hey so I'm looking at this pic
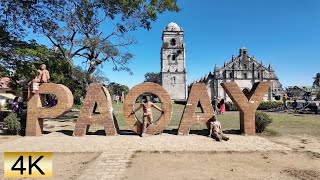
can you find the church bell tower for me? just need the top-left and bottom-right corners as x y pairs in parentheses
(160, 22), (187, 100)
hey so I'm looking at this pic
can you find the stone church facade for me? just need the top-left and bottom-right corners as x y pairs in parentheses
(196, 47), (283, 101)
(160, 22), (188, 100)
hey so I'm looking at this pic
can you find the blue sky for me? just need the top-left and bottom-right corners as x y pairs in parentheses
(30, 0), (320, 88)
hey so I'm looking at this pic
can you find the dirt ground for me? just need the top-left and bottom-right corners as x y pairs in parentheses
(1, 136), (320, 180)
(0, 152), (101, 180)
(125, 151), (320, 180)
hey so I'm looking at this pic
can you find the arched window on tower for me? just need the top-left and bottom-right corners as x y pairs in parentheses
(257, 72), (260, 78)
(170, 39), (176, 46)
(172, 76), (176, 84)
(172, 54), (176, 63)
(229, 72), (233, 78)
(244, 73), (247, 79)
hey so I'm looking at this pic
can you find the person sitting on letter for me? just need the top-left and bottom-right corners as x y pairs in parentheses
(31, 63), (50, 93)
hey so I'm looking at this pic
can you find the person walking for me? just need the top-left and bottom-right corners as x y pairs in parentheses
(212, 96), (220, 114)
(282, 93), (288, 111)
(219, 98), (226, 114)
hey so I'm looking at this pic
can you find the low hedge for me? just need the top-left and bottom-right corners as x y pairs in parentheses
(258, 101), (283, 110)
(226, 101), (238, 111)
(225, 101), (283, 111)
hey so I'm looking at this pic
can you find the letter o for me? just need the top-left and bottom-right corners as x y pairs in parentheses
(123, 82), (172, 135)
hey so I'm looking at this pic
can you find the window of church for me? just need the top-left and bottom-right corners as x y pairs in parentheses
(229, 72), (233, 78)
(173, 76), (176, 84)
(257, 73), (260, 78)
(172, 54), (176, 62)
(244, 73), (247, 79)
(170, 39), (176, 46)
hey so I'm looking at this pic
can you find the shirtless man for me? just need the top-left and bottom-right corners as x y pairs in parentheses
(208, 114), (229, 141)
(31, 63), (50, 93)
(131, 96), (163, 137)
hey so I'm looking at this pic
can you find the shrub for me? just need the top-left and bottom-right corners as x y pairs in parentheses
(0, 111), (10, 121)
(225, 101), (238, 111)
(225, 101), (283, 111)
(258, 101), (283, 110)
(255, 111), (272, 133)
(4, 112), (21, 135)
(2, 100), (8, 110)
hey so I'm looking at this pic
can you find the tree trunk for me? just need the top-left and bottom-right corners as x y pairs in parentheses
(82, 58), (97, 97)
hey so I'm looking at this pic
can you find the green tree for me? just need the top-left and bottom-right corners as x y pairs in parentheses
(313, 73), (320, 87)
(107, 82), (129, 97)
(1, 0), (180, 92)
(0, 35), (86, 97)
(144, 72), (161, 84)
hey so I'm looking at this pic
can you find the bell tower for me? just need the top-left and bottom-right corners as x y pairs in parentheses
(160, 22), (187, 100)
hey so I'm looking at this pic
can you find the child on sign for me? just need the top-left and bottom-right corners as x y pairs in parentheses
(131, 96), (163, 137)
(31, 64), (50, 93)
(208, 114), (229, 141)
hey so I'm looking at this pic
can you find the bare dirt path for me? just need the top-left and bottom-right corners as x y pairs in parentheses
(125, 151), (320, 180)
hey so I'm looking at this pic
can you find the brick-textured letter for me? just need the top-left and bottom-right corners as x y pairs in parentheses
(74, 83), (117, 136)
(26, 83), (73, 136)
(178, 83), (214, 135)
(220, 82), (271, 135)
(123, 82), (172, 135)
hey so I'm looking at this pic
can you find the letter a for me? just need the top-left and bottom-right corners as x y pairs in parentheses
(220, 82), (271, 135)
(178, 83), (214, 135)
(74, 83), (117, 136)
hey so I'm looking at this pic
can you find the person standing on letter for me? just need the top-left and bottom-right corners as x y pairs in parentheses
(131, 96), (163, 137)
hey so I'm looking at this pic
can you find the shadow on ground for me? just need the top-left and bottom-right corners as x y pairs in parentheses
(43, 128), (241, 136)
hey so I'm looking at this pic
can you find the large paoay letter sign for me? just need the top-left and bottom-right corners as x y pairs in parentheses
(220, 82), (271, 135)
(26, 82), (270, 136)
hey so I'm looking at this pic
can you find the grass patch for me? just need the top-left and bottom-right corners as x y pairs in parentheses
(59, 103), (320, 138)
(266, 113), (320, 137)
(261, 128), (282, 136)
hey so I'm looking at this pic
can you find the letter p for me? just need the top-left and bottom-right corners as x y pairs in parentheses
(26, 83), (73, 136)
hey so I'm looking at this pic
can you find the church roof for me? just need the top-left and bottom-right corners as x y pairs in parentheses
(194, 48), (280, 84)
(220, 48), (270, 71)
(165, 22), (182, 31)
